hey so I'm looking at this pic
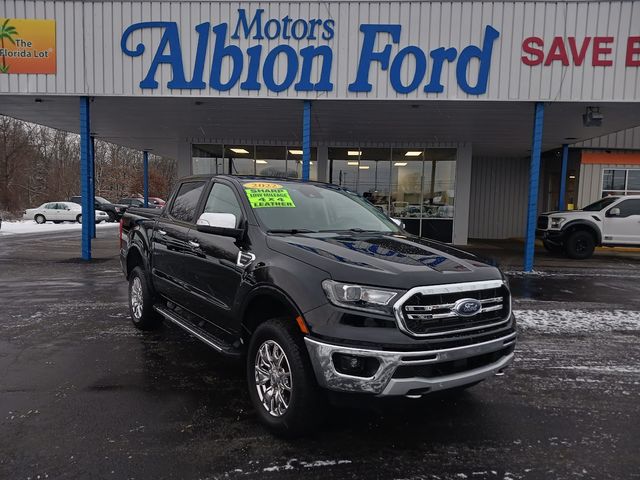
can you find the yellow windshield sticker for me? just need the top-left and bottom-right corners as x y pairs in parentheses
(245, 188), (296, 208)
(243, 182), (283, 190)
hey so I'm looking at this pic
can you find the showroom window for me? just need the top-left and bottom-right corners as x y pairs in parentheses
(329, 147), (456, 242)
(192, 144), (317, 180)
(602, 168), (640, 197)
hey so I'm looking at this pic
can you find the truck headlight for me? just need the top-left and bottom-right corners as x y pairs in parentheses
(550, 217), (565, 228)
(322, 280), (398, 315)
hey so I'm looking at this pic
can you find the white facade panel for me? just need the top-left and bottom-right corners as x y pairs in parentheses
(575, 126), (640, 149)
(577, 161), (640, 207)
(469, 156), (530, 239)
(1, 1), (639, 101)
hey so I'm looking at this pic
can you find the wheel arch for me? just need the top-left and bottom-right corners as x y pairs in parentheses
(240, 286), (304, 343)
(125, 245), (147, 279)
(561, 220), (602, 245)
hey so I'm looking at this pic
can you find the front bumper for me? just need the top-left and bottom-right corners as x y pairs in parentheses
(304, 331), (516, 396)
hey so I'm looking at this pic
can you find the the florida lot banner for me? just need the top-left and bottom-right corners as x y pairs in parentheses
(0, 18), (56, 74)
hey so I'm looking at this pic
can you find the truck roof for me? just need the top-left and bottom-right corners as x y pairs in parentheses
(178, 174), (333, 187)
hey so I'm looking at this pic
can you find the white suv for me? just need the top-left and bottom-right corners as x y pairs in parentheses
(536, 195), (640, 259)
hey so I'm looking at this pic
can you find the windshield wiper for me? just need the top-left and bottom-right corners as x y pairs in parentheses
(267, 229), (317, 235)
(318, 228), (386, 234)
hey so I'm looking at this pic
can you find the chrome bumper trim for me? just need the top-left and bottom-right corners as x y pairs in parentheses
(304, 332), (516, 396)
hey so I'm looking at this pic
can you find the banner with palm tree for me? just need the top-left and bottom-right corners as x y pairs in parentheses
(0, 18), (56, 74)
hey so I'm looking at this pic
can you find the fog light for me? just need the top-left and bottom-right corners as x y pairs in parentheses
(332, 353), (380, 377)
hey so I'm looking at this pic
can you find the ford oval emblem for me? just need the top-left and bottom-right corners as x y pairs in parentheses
(453, 298), (482, 317)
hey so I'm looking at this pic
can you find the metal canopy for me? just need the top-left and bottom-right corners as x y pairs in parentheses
(1, 96), (640, 158)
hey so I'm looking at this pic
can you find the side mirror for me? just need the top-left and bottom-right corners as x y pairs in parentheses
(391, 217), (405, 229)
(608, 207), (621, 217)
(196, 212), (244, 239)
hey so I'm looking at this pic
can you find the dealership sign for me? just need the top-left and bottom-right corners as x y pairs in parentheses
(0, 18), (56, 74)
(121, 9), (499, 95)
(121, 9), (640, 96)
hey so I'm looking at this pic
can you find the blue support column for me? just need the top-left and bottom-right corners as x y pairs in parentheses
(524, 102), (545, 272)
(302, 100), (311, 181)
(80, 97), (92, 260)
(89, 136), (96, 239)
(559, 143), (569, 211)
(143, 151), (149, 208)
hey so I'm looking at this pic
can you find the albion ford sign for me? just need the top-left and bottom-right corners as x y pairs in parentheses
(121, 9), (499, 95)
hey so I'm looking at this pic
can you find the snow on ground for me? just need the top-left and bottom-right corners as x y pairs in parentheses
(0, 220), (118, 236)
(515, 309), (640, 334)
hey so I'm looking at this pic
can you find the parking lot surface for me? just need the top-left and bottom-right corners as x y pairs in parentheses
(1, 229), (639, 480)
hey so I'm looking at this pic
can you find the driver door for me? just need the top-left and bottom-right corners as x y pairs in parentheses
(181, 181), (246, 334)
(603, 199), (640, 244)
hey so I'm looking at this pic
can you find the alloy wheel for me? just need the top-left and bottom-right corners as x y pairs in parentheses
(254, 340), (293, 417)
(130, 276), (144, 320)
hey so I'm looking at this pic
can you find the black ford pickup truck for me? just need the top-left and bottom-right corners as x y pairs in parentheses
(120, 175), (516, 435)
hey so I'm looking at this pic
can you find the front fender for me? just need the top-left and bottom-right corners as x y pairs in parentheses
(561, 219), (602, 244)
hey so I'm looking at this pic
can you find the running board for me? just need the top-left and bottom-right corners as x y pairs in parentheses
(154, 305), (242, 358)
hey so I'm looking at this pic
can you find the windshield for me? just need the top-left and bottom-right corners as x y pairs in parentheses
(95, 196), (110, 204)
(582, 197), (619, 211)
(242, 181), (401, 234)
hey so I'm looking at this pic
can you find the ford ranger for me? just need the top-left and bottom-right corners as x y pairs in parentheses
(120, 175), (516, 435)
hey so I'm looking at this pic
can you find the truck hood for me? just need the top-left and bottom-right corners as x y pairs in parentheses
(266, 232), (502, 290)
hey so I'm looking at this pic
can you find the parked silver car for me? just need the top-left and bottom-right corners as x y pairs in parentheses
(23, 202), (109, 224)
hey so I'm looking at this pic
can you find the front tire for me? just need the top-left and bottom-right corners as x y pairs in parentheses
(76, 214), (82, 224)
(128, 266), (162, 331)
(247, 318), (324, 437)
(107, 211), (116, 223)
(35, 214), (46, 224)
(564, 230), (596, 259)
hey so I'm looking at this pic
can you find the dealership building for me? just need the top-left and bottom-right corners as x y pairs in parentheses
(1, 0), (639, 267)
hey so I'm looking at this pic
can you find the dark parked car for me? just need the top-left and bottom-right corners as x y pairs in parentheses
(69, 196), (128, 222)
(119, 197), (165, 209)
(120, 176), (516, 435)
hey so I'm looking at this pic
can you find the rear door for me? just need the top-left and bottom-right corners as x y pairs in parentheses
(151, 181), (207, 307)
(180, 180), (247, 333)
(603, 199), (640, 244)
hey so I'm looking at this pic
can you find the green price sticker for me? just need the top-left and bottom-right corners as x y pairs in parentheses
(245, 188), (296, 208)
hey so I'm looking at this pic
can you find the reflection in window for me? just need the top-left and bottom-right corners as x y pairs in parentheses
(170, 181), (205, 223)
(602, 168), (640, 197)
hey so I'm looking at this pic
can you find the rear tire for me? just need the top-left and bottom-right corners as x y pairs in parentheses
(564, 230), (596, 259)
(247, 318), (325, 437)
(128, 266), (162, 331)
(35, 214), (46, 224)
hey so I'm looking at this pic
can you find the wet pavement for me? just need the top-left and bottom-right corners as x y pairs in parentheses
(1, 229), (639, 480)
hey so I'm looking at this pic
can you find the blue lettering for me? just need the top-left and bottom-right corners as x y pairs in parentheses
(240, 45), (262, 90)
(210, 23), (243, 91)
(455, 25), (499, 95)
(424, 47), (457, 93)
(348, 24), (401, 93)
(263, 45), (298, 92)
(121, 22), (192, 89)
(390, 45), (426, 94)
(322, 19), (335, 40)
(231, 8), (264, 40)
(295, 45), (333, 91)
(264, 19), (281, 40)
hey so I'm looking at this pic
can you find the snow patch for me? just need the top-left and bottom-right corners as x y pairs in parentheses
(514, 309), (640, 334)
(0, 220), (117, 236)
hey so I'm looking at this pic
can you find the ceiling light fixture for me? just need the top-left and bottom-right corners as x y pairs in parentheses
(347, 161), (359, 166)
(359, 166), (370, 170)
(255, 160), (268, 164)
(394, 162), (408, 167)
(230, 148), (250, 154)
(569, 175), (576, 179)
(348, 150), (361, 156)
(405, 151), (422, 157)
(288, 149), (303, 155)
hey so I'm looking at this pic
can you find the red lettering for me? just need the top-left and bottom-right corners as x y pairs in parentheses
(626, 36), (640, 66)
(522, 37), (544, 66)
(568, 36), (591, 66)
(544, 36), (570, 66)
(592, 36), (614, 66)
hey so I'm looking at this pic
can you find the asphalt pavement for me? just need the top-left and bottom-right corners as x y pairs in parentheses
(1, 228), (639, 480)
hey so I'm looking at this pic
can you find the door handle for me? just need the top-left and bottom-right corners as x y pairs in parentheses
(158, 230), (167, 235)
(188, 240), (200, 248)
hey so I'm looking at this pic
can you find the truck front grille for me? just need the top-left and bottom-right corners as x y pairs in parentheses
(537, 216), (549, 229)
(393, 280), (511, 338)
